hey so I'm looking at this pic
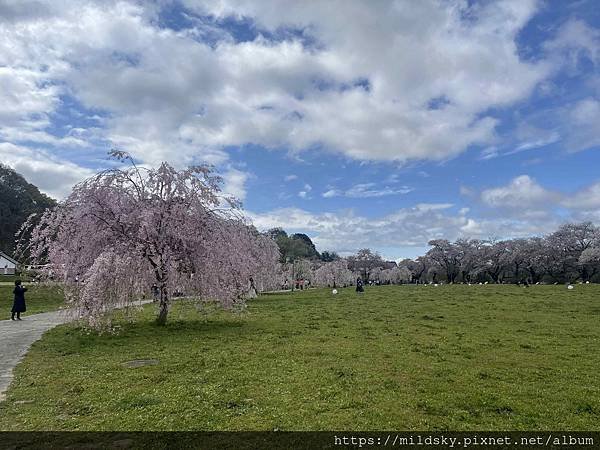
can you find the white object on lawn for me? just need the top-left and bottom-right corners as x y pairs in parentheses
(332, 289), (338, 295)
(567, 285), (574, 290)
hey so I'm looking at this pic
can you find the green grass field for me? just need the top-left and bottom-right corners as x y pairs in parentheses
(1, 285), (599, 431)
(0, 284), (64, 316)
(0, 274), (34, 283)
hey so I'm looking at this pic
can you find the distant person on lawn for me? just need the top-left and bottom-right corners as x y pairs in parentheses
(356, 277), (364, 293)
(11, 280), (27, 321)
(151, 283), (160, 302)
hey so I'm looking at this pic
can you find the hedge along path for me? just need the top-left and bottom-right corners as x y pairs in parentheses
(0, 300), (152, 402)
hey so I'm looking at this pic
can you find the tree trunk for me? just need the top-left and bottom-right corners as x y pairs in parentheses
(527, 268), (536, 283)
(155, 283), (169, 325)
(581, 266), (589, 282)
(489, 270), (499, 283)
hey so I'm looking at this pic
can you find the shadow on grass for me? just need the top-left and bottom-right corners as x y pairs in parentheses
(69, 315), (256, 341)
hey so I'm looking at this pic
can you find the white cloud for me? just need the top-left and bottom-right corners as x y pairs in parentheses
(221, 167), (250, 201)
(0, 143), (94, 199)
(544, 19), (600, 69)
(459, 185), (475, 197)
(284, 174), (298, 181)
(562, 181), (600, 210)
(249, 204), (470, 254)
(510, 132), (561, 154)
(248, 200), (556, 257)
(487, 19), (600, 158)
(322, 183), (413, 198)
(563, 98), (600, 152)
(489, 95), (600, 160)
(297, 183), (312, 198)
(481, 175), (600, 219)
(480, 175), (559, 209)
(322, 189), (340, 198)
(251, 174), (600, 258)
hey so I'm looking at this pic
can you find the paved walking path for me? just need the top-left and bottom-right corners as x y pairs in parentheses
(0, 301), (152, 402)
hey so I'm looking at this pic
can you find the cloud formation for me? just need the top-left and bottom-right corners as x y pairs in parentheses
(0, 0), (598, 250)
(252, 175), (600, 257)
(0, 143), (95, 199)
(222, 167), (251, 201)
(323, 183), (413, 199)
(480, 175), (559, 209)
(0, 0), (556, 177)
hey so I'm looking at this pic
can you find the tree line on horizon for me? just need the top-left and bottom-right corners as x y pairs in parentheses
(274, 222), (600, 286)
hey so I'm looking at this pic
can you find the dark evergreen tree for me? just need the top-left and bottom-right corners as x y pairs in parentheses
(0, 164), (57, 256)
(320, 251), (340, 262)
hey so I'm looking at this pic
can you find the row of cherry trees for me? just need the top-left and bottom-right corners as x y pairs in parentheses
(291, 222), (600, 287)
(414, 222), (600, 284)
(287, 249), (412, 288)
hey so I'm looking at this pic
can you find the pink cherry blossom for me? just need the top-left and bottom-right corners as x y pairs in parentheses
(20, 151), (280, 326)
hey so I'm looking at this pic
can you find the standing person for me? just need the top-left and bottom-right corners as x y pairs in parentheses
(248, 277), (258, 299)
(11, 280), (27, 321)
(151, 283), (160, 302)
(356, 277), (364, 293)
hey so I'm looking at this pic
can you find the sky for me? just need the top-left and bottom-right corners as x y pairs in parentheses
(1, 0), (599, 260)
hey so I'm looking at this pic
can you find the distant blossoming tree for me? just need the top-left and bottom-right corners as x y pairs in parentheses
(347, 248), (385, 282)
(579, 247), (600, 281)
(380, 266), (411, 284)
(313, 259), (354, 287)
(20, 151), (280, 326)
(236, 227), (283, 294)
(282, 258), (314, 285)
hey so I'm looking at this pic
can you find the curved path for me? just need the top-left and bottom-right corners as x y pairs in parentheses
(0, 301), (152, 402)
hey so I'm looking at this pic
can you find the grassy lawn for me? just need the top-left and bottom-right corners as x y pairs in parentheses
(0, 285), (599, 430)
(0, 284), (65, 316)
(0, 274), (35, 284)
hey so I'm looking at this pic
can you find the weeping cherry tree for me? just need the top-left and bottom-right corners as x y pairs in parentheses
(20, 151), (280, 326)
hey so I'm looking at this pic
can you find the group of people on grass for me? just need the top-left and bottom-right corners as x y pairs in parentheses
(281, 279), (311, 291)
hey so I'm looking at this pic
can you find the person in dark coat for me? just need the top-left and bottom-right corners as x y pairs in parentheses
(151, 283), (160, 302)
(356, 277), (364, 293)
(11, 280), (27, 321)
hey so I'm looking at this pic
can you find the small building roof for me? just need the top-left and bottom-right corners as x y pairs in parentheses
(0, 251), (19, 265)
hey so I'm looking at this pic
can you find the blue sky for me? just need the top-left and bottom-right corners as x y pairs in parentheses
(1, 0), (599, 260)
